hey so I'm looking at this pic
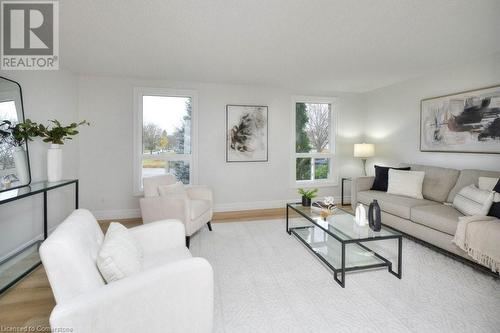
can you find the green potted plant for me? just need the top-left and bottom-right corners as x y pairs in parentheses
(0, 119), (39, 184)
(37, 120), (89, 182)
(298, 188), (318, 207)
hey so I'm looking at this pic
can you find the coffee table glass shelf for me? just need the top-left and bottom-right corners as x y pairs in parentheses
(286, 203), (402, 287)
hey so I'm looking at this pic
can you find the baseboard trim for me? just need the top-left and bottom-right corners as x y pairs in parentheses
(91, 209), (141, 220)
(213, 199), (297, 212)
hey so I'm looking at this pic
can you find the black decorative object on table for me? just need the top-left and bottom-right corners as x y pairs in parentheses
(301, 196), (312, 207)
(368, 199), (382, 232)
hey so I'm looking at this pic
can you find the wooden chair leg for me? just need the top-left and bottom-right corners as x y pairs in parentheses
(207, 221), (212, 231)
(185, 236), (190, 248)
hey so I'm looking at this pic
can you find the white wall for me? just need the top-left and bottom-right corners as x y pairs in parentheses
(78, 76), (364, 218)
(363, 52), (500, 174)
(0, 70), (79, 260)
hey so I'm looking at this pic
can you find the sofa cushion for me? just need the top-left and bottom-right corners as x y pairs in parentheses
(190, 199), (211, 220)
(453, 184), (494, 216)
(158, 181), (188, 199)
(387, 169), (425, 199)
(411, 204), (463, 235)
(143, 174), (177, 197)
(97, 223), (143, 283)
(371, 165), (411, 192)
(357, 190), (439, 219)
(402, 164), (460, 203)
(447, 169), (500, 203)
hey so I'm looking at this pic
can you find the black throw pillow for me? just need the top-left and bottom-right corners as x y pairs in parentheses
(371, 165), (411, 192)
(488, 179), (500, 218)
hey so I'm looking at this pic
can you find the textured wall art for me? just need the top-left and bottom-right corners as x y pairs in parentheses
(420, 85), (500, 154)
(226, 105), (268, 162)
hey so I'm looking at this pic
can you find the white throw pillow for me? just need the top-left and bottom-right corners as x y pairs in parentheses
(158, 181), (188, 199)
(97, 222), (142, 283)
(478, 177), (499, 191)
(453, 184), (494, 216)
(387, 169), (425, 199)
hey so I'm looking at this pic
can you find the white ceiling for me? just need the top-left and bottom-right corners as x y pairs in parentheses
(61, 0), (500, 92)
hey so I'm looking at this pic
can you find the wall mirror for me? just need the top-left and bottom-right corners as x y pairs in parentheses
(0, 76), (31, 192)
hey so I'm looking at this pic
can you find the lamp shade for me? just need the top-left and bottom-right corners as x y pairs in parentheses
(354, 143), (375, 158)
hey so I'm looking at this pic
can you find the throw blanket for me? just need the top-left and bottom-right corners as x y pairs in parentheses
(453, 215), (500, 273)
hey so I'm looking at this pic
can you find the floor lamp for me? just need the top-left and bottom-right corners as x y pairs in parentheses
(354, 143), (375, 176)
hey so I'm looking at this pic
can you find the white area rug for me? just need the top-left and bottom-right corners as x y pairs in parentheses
(189, 219), (500, 333)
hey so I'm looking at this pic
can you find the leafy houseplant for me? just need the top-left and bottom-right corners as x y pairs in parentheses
(298, 188), (318, 207)
(37, 120), (90, 182)
(38, 120), (90, 145)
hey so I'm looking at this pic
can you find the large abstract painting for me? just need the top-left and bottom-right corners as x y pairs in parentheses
(420, 85), (500, 154)
(226, 105), (268, 162)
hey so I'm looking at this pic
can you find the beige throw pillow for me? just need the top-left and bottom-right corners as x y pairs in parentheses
(96, 223), (142, 283)
(453, 184), (495, 216)
(387, 169), (425, 199)
(158, 181), (188, 199)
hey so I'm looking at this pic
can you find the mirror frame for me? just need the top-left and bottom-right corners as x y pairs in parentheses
(0, 75), (31, 193)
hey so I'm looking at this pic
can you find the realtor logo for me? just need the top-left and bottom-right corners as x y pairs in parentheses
(1, 0), (59, 70)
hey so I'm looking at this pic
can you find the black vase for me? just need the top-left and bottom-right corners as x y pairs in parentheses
(368, 200), (382, 232)
(302, 196), (312, 207)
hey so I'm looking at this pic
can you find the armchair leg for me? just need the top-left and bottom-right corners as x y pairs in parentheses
(207, 221), (212, 231)
(185, 236), (190, 248)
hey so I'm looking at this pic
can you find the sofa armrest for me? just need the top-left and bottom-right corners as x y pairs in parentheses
(50, 258), (214, 333)
(351, 176), (375, 208)
(129, 220), (186, 255)
(186, 186), (213, 204)
(139, 196), (189, 224)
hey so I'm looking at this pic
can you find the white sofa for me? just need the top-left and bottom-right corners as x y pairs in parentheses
(140, 175), (213, 247)
(40, 209), (214, 333)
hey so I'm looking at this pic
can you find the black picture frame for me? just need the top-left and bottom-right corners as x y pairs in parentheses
(0, 75), (32, 193)
(226, 104), (269, 162)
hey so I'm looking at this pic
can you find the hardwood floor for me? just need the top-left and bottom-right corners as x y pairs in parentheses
(0, 206), (351, 330)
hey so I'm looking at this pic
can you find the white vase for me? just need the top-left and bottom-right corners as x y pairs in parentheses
(13, 146), (30, 185)
(47, 144), (63, 182)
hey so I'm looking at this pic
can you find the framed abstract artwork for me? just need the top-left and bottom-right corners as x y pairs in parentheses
(420, 85), (500, 154)
(226, 105), (268, 162)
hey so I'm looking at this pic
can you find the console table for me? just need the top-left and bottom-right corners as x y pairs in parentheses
(0, 179), (78, 294)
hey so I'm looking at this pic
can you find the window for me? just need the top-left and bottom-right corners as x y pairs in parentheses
(292, 96), (336, 186)
(134, 88), (197, 194)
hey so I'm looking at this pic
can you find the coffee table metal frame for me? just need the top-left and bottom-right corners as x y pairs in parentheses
(286, 203), (402, 288)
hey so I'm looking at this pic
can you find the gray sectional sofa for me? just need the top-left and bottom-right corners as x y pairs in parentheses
(351, 164), (500, 270)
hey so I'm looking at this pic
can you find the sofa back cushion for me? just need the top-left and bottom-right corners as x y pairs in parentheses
(447, 169), (500, 203)
(402, 164), (460, 203)
(40, 209), (105, 304)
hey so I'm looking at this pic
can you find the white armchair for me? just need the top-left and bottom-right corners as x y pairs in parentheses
(40, 209), (214, 333)
(140, 175), (214, 247)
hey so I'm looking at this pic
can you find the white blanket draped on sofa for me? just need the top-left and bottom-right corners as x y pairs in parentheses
(453, 215), (500, 273)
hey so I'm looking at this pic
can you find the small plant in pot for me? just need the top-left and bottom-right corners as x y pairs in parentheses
(38, 120), (90, 182)
(298, 188), (318, 207)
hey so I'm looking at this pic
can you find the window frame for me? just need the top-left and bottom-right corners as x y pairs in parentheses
(133, 87), (198, 195)
(290, 95), (338, 188)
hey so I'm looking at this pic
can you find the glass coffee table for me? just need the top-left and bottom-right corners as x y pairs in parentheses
(286, 203), (402, 288)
